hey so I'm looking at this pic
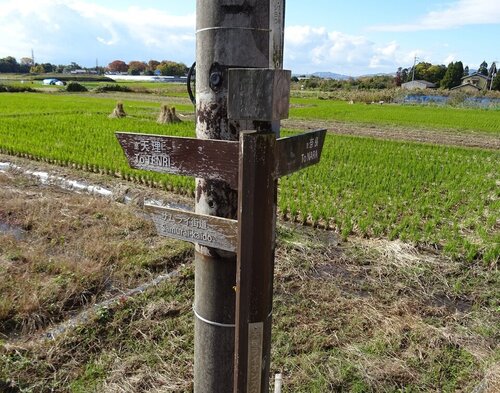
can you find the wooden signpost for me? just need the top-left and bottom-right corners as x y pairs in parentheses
(117, 129), (325, 187)
(116, 133), (239, 189)
(118, 126), (325, 392)
(117, 66), (326, 393)
(145, 204), (238, 253)
(275, 129), (326, 178)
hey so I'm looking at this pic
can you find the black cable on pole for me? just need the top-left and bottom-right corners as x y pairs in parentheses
(187, 61), (196, 106)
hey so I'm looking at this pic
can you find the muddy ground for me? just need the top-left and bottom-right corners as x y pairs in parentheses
(283, 119), (500, 150)
(0, 154), (498, 392)
(78, 95), (500, 150)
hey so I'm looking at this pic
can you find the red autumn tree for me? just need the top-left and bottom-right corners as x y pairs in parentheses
(107, 60), (128, 73)
(127, 61), (147, 75)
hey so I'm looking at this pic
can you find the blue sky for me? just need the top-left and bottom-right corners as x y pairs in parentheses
(1, 0), (498, 76)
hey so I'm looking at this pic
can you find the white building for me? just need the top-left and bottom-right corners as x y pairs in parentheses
(401, 80), (436, 90)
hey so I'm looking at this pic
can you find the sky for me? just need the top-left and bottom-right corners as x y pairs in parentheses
(0, 0), (499, 76)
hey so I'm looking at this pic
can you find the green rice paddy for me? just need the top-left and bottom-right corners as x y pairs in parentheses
(290, 98), (500, 134)
(0, 91), (498, 263)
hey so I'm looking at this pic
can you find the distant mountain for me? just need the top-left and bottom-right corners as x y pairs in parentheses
(311, 71), (351, 80)
(357, 72), (396, 78)
(295, 71), (398, 80)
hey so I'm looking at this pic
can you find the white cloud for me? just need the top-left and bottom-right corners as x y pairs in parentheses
(2, 0), (472, 75)
(0, 0), (195, 66)
(285, 25), (413, 75)
(443, 55), (457, 64)
(369, 0), (500, 32)
(369, 42), (400, 69)
(286, 26), (328, 46)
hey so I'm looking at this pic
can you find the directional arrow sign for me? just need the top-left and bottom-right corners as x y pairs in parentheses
(145, 204), (238, 252)
(275, 129), (327, 178)
(116, 132), (239, 189)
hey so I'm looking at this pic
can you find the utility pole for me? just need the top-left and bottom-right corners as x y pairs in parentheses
(117, 4), (326, 393)
(489, 61), (497, 90)
(194, 1), (284, 392)
(411, 55), (418, 81)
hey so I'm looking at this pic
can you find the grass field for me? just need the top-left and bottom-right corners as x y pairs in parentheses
(0, 94), (195, 192)
(0, 75), (193, 97)
(0, 92), (498, 263)
(279, 135), (499, 263)
(0, 171), (498, 392)
(0, 86), (499, 392)
(290, 98), (500, 134)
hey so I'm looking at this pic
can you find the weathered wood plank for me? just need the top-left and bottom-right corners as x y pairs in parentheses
(145, 204), (238, 252)
(116, 132), (239, 189)
(234, 131), (276, 393)
(275, 129), (327, 178)
(269, 0), (285, 69)
(227, 69), (291, 121)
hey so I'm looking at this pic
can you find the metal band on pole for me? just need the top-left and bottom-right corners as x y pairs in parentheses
(193, 307), (236, 329)
(196, 27), (271, 34)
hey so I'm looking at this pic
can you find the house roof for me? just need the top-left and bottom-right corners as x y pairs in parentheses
(450, 83), (481, 91)
(402, 80), (436, 87)
(462, 72), (490, 81)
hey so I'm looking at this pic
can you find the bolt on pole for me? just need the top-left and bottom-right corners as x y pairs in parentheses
(194, 1), (282, 392)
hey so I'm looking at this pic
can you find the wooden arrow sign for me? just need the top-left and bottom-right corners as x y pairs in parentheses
(145, 204), (238, 252)
(116, 132), (239, 189)
(117, 130), (327, 188)
(275, 129), (327, 178)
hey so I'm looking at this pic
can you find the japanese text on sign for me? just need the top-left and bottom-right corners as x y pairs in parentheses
(302, 136), (320, 164)
(146, 205), (238, 253)
(132, 138), (172, 168)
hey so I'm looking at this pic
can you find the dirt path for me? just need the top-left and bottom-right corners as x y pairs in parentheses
(283, 119), (500, 150)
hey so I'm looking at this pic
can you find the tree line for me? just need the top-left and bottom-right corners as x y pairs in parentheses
(299, 60), (499, 92)
(106, 59), (188, 76)
(0, 56), (189, 77)
(396, 60), (499, 89)
(2, 55), (499, 90)
(0, 56), (90, 74)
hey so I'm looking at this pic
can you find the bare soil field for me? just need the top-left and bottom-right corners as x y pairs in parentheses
(1, 155), (498, 392)
(283, 119), (500, 150)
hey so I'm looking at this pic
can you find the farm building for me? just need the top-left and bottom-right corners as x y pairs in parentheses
(401, 80), (436, 90)
(451, 72), (490, 92)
